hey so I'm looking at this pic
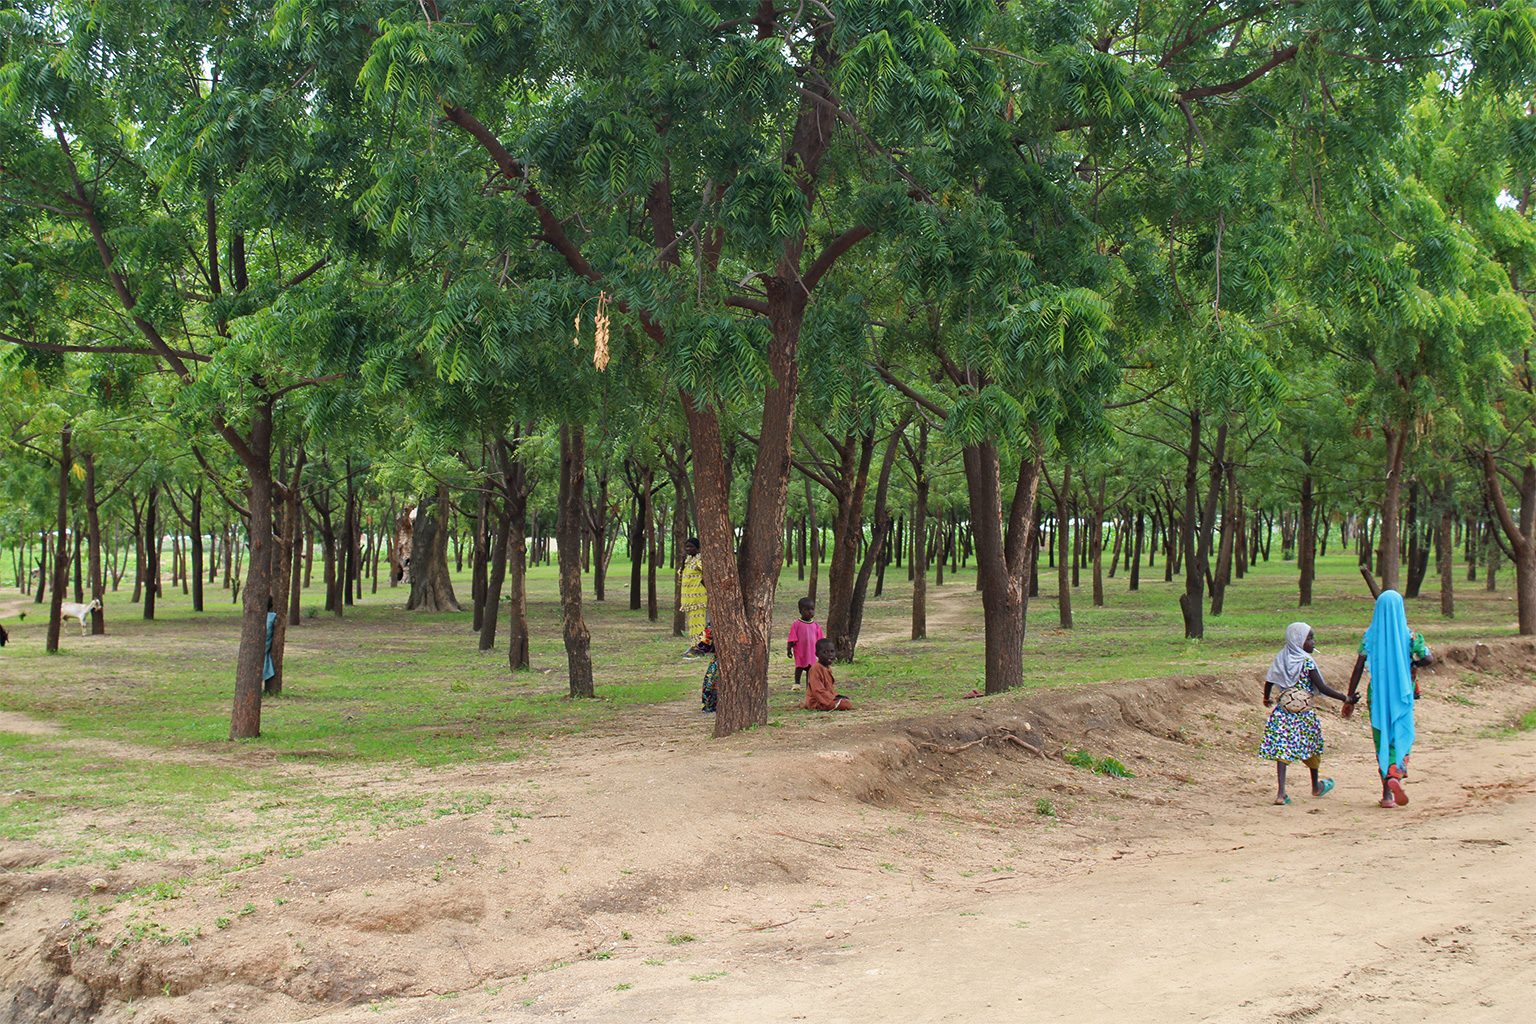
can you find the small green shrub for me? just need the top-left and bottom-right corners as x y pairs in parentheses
(1064, 749), (1135, 778)
(1034, 798), (1055, 816)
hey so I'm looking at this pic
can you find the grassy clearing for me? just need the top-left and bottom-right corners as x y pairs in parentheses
(0, 547), (1524, 866)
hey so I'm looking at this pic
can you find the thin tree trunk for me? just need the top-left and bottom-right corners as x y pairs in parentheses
(144, 484), (159, 621)
(46, 424), (71, 654)
(558, 425), (595, 696)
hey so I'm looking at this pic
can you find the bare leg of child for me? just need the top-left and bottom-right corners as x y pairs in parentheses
(1303, 753), (1332, 796)
(1275, 761), (1288, 804)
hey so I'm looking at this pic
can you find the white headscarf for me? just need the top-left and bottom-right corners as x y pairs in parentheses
(1265, 622), (1312, 688)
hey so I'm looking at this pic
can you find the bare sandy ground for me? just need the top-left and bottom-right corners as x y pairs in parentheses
(3, 638), (1536, 1023)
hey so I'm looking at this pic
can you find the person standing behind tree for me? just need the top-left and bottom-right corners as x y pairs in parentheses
(678, 537), (707, 656)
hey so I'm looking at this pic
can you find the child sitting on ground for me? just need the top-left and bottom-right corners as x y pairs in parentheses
(804, 638), (852, 711)
(786, 597), (825, 691)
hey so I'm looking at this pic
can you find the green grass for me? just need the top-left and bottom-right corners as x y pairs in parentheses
(0, 546), (1520, 870)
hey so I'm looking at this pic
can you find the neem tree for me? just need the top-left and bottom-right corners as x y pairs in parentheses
(0, 1), (374, 736)
(297, 0), (1009, 734)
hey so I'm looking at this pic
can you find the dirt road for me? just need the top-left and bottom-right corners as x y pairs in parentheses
(4, 641), (1536, 1023)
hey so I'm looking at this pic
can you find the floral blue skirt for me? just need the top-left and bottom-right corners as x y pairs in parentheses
(701, 659), (718, 713)
(1259, 706), (1323, 762)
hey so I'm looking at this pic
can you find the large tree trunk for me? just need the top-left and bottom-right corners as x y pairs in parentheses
(230, 399), (277, 739)
(406, 486), (461, 611)
(46, 424), (71, 654)
(1377, 427), (1408, 592)
(1482, 454), (1536, 635)
(963, 439), (1042, 695)
(558, 425), (594, 696)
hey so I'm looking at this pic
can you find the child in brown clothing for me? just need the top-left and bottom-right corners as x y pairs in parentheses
(804, 639), (852, 711)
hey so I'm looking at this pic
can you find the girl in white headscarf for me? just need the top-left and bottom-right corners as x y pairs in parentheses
(1260, 622), (1356, 804)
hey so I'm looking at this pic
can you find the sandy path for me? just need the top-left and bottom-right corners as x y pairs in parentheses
(272, 662), (1536, 1024)
(5, 641), (1536, 1024)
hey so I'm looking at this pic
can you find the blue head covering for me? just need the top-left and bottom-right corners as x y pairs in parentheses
(1362, 590), (1414, 775)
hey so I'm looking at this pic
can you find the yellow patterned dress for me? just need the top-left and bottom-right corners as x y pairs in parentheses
(679, 553), (707, 645)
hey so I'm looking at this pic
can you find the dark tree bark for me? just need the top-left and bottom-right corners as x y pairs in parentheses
(906, 420), (930, 640)
(46, 424), (71, 654)
(267, 446), (305, 697)
(1376, 427), (1408, 592)
(1129, 507), (1144, 591)
(479, 490), (511, 652)
(804, 475), (820, 604)
(963, 437), (1043, 694)
(1179, 414), (1227, 639)
(406, 485), (461, 612)
(189, 486), (204, 612)
(798, 428), (875, 661)
(558, 425), (595, 696)
(1045, 464), (1073, 629)
(846, 420), (905, 654)
(1437, 483), (1455, 619)
(143, 483), (159, 621)
(1210, 460), (1238, 616)
(472, 477), (492, 632)
(501, 432), (534, 670)
(1298, 454), (1317, 607)
(1090, 478), (1106, 607)
(1481, 454), (1536, 634)
(82, 452), (107, 635)
(229, 398), (281, 739)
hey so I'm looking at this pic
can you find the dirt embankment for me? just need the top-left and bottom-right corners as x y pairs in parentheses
(4, 638), (1536, 1023)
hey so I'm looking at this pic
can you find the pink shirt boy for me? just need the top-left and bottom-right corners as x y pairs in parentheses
(787, 618), (826, 669)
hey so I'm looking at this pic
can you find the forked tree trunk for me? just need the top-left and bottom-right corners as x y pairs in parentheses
(1482, 455), (1536, 635)
(683, 283), (802, 737)
(558, 425), (594, 696)
(964, 438), (1042, 695)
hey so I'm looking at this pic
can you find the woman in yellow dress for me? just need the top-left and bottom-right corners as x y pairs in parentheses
(678, 537), (707, 654)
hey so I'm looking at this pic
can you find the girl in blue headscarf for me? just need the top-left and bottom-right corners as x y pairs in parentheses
(1346, 590), (1433, 808)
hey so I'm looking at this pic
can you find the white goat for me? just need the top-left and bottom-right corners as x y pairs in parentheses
(59, 598), (101, 636)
